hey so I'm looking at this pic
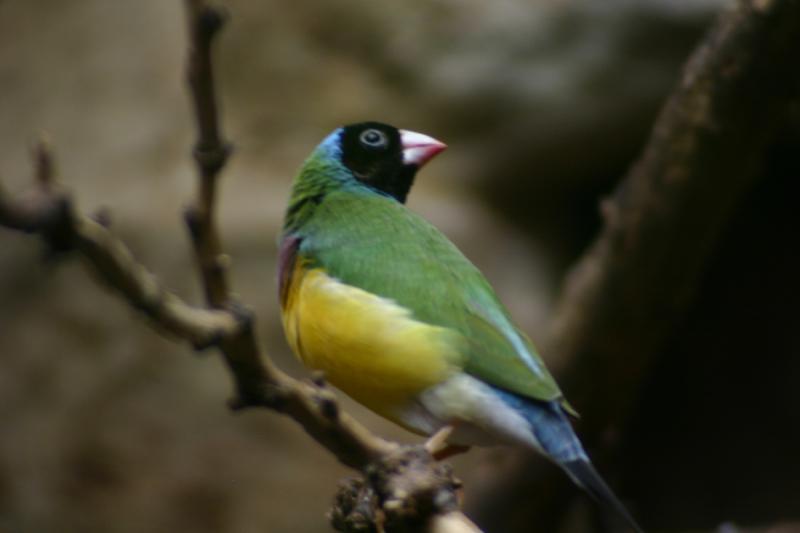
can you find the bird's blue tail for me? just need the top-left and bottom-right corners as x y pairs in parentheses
(490, 386), (643, 533)
(560, 456), (644, 533)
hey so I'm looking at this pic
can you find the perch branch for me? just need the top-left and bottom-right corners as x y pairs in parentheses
(469, 0), (800, 529)
(1, 2), (481, 531)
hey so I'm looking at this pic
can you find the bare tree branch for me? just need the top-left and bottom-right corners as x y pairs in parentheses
(0, 2), (482, 532)
(469, 0), (800, 530)
(551, 0), (800, 433)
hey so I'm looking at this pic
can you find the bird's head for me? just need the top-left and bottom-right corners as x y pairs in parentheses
(316, 121), (447, 203)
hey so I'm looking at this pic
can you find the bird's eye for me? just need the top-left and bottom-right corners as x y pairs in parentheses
(359, 129), (388, 149)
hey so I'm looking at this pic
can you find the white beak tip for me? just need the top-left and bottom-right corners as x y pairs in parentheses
(400, 129), (447, 167)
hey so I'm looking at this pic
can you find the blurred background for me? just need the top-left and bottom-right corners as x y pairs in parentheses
(1, 0), (799, 532)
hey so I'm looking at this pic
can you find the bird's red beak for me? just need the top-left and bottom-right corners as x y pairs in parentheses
(400, 130), (447, 168)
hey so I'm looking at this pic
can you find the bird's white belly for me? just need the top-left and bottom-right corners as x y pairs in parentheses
(396, 374), (542, 450)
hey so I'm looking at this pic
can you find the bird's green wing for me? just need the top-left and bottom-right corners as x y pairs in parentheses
(295, 189), (566, 405)
(460, 280), (564, 402)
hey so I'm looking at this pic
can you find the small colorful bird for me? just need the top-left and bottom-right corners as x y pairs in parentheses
(279, 122), (642, 532)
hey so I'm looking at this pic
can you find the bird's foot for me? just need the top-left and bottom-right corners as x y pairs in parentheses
(431, 444), (471, 461)
(424, 425), (471, 460)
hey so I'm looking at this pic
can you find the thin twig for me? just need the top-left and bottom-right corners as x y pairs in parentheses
(34, 134), (55, 186)
(184, 0), (232, 307)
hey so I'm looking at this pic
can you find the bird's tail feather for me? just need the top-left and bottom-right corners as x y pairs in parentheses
(561, 458), (644, 533)
(487, 387), (643, 531)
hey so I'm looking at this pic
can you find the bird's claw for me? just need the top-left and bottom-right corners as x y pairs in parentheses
(424, 426), (470, 460)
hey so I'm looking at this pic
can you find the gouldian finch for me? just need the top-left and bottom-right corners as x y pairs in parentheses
(279, 122), (642, 532)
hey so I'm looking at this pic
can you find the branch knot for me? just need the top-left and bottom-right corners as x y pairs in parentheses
(332, 446), (462, 532)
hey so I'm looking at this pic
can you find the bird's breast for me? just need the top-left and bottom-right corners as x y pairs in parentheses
(280, 263), (464, 421)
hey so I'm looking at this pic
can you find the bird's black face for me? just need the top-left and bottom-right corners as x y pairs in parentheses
(339, 122), (446, 203)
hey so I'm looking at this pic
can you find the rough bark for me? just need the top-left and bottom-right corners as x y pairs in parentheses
(469, 0), (800, 530)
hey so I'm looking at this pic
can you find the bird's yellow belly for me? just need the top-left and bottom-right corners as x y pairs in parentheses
(281, 266), (463, 419)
